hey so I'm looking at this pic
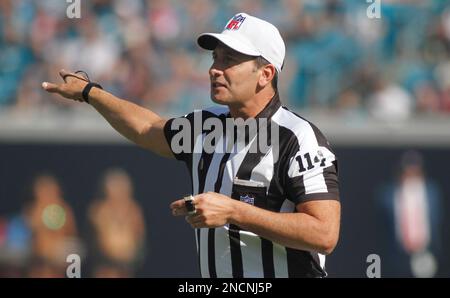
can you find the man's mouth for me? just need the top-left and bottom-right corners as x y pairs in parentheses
(212, 82), (226, 88)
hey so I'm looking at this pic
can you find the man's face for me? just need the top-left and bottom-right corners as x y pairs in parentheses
(209, 43), (259, 105)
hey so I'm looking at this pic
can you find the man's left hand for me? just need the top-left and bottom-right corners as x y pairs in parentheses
(170, 192), (237, 228)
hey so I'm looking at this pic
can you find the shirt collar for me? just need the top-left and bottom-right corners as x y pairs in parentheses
(254, 92), (281, 120)
(226, 92), (281, 120)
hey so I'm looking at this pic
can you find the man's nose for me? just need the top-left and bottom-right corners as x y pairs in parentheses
(209, 65), (223, 78)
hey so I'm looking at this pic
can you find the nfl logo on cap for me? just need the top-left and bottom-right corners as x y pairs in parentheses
(226, 14), (246, 30)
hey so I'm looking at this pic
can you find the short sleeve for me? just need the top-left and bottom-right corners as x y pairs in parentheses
(284, 124), (339, 205)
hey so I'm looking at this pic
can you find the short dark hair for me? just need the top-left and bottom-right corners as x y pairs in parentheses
(254, 56), (278, 91)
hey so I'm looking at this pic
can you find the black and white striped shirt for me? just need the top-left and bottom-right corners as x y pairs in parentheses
(164, 94), (339, 278)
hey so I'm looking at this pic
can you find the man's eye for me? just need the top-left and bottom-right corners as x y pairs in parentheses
(211, 54), (234, 64)
(225, 55), (234, 62)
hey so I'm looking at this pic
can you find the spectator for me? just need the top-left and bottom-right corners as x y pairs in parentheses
(25, 173), (81, 278)
(88, 168), (146, 278)
(376, 150), (444, 277)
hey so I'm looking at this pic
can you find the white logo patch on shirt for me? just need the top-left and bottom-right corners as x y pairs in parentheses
(239, 194), (255, 205)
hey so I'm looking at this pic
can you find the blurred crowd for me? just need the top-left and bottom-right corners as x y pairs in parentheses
(0, 168), (146, 277)
(1, 0), (450, 120)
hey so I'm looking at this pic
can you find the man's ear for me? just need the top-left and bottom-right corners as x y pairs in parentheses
(259, 64), (276, 88)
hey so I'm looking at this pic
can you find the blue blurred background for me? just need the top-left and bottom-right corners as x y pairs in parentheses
(0, 0), (449, 277)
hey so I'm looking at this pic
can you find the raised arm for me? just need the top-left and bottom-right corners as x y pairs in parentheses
(42, 70), (173, 158)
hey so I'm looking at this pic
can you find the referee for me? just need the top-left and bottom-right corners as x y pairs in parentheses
(42, 13), (340, 278)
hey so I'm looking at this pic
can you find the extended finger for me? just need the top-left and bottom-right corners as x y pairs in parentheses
(59, 69), (87, 83)
(170, 199), (186, 210)
(41, 82), (60, 93)
(172, 207), (187, 216)
(187, 217), (206, 229)
(59, 69), (71, 82)
(185, 213), (203, 224)
(171, 199), (188, 216)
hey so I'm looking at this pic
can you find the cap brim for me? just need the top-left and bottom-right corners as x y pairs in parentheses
(197, 33), (260, 57)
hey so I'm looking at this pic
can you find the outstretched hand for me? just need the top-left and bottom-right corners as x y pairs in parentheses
(41, 69), (89, 102)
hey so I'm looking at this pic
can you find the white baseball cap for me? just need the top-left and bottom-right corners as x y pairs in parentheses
(197, 12), (286, 73)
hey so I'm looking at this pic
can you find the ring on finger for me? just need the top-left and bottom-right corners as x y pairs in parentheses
(184, 195), (197, 216)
